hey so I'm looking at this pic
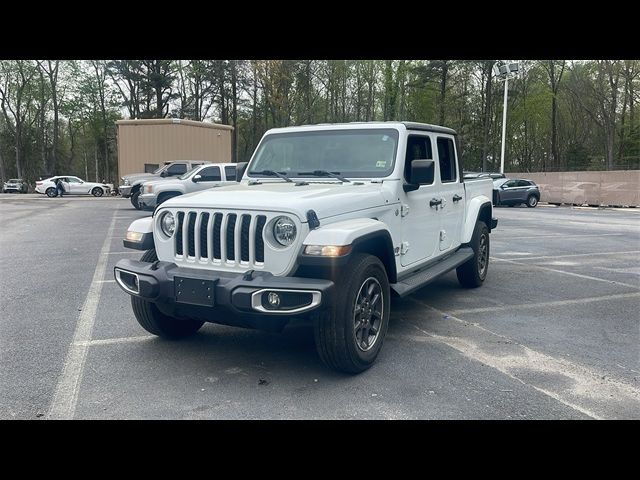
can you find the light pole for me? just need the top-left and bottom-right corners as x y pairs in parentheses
(494, 62), (519, 174)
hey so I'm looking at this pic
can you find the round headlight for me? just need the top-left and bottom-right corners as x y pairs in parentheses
(273, 216), (297, 246)
(160, 212), (175, 237)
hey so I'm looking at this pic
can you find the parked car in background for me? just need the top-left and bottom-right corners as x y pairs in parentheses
(138, 163), (238, 211)
(35, 176), (111, 197)
(119, 160), (207, 210)
(493, 178), (540, 207)
(3, 178), (29, 193)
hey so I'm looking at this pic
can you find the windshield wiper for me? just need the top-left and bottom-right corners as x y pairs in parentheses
(298, 170), (351, 183)
(250, 170), (293, 183)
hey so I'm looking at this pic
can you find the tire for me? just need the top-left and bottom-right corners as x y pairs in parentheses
(130, 190), (142, 210)
(314, 253), (390, 374)
(130, 249), (204, 339)
(526, 195), (538, 208)
(92, 187), (103, 197)
(46, 187), (57, 198)
(456, 221), (490, 288)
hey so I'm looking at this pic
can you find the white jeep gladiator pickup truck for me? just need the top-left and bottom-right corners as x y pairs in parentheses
(114, 122), (497, 373)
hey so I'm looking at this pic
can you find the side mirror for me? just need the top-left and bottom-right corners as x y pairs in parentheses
(193, 174), (202, 183)
(501, 184), (507, 189)
(235, 162), (248, 182)
(160, 171), (168, 177)
(404, 159), (434, 192)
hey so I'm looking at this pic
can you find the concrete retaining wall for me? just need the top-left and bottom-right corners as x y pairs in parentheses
(508, 171), (640, 207)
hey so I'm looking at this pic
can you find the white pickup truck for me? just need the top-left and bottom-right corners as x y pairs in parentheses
(114, 122), (497, 373)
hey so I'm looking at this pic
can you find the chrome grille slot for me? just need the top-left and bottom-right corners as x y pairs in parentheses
(172, 210), (266, 269)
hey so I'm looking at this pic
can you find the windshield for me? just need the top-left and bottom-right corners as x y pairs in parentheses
(248, 129), (399, 179)
(493, 178), (508, 187)
(8, 179), (20, 182)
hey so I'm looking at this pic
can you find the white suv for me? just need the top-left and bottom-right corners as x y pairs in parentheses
(115, 122), (497, 373)
(138, 163), (238, 211)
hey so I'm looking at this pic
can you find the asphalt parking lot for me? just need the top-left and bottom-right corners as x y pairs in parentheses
(0, 194), (638, 419)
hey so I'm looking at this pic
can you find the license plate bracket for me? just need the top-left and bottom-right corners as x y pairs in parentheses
(175, 277), (217, 306)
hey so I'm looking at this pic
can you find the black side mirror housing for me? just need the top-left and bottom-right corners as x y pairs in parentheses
(192, 174), (202, 183)
(160, 171), (168, 177)
(403, 159), (434, 192)
(235, 162), (248, 182)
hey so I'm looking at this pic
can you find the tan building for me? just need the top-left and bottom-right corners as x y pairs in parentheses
(116, 118), (233, 179)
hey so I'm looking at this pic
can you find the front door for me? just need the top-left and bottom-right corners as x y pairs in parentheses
(401, 134), (441, 267)
(66, 177), (84, 194)
(436, 136), (464, 252)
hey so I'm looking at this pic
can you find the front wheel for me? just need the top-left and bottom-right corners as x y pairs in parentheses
(131, 249), (204, 339)
(457, 221), (490, 288)
(526, 195), (538, 208)
(46, 187), (57, 198)
(92, 187), (103, 197)
(314, 253), (390, 374)
(130, 190), (142, 210)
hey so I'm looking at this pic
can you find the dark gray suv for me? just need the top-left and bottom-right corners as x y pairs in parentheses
(493, 178), (540, 207)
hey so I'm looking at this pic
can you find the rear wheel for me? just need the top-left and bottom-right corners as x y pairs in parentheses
(92, 187), (103, 197)
(46, 187), (57, 197)
(314, 253), (390, 374)
(457, 221), (489, 288)
(131, 249), (204, 339)
(526, 195), (538, 208)
(130, 190), (142, 210)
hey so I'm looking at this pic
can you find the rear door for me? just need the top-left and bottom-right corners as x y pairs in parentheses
(435, 136), (464, 252)
(224, 165), (237, 181)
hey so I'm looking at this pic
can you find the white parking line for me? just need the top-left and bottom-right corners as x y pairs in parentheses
(491, 257), (640, 290)
(497, 233), (626, 240)
(405, 298), (640, 419)
(74, 335), (153, 347)
(493, 250), (640, 262)
(96, 279), (116, 284)
(47, 211), (118, 420)
(450, 292), (640, 315)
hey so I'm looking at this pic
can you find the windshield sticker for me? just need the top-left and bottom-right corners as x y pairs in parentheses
(376, 160), (387, 168)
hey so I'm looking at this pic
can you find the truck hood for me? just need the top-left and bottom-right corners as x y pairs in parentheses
(124, 173), (159, 184)
(162, 181), (393, 220)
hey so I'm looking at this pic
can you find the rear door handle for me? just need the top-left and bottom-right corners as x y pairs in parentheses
(453, 194), (462, 202)
(430, 198), (442, 208)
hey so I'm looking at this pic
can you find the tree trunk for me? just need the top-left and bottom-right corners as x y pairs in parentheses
(230, 60), (238, 162)
(439, 60), (448, 125)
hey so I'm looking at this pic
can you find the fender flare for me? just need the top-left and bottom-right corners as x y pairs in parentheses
(300, 218), (397, 283)
(461, 196), (493, 244)
(123, 216), (155, 250)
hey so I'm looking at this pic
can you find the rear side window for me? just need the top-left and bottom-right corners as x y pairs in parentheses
(167, 163), (187, 175)
(224, 166), (237, 181)
(198, 166), (222, 182)
(517, 180), (531, 187)
(437, 137), (457, 182)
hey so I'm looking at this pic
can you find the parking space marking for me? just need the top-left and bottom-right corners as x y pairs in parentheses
(493, 250), (640, 262)
(490, 257), (640, 290)
(450, 292), (640, 315)
(47, 211), (118, 420)
(74, 335), (153, 347)
(96, 279), (116, 284)
(405, 298), (640, 420)
(497, 233), (625, 240)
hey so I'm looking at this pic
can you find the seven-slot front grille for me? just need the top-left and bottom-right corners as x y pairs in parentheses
(174, 211), (267, 267)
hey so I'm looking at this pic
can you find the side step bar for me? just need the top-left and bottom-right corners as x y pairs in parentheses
(390, 247), (474, 297)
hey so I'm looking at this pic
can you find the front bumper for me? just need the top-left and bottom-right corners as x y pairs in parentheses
(138, 193), (157, 209)
(114, 259), (334, 328)
(119, 185), (132, 197)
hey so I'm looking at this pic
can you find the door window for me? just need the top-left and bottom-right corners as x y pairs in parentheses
(436, 137), (457, 183)
(198, 166), (222, 182)
(224, 166), (237, 181)
(404, 135), (433, 185)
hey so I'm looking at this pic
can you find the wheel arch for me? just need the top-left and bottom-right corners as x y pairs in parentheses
(462, 197), (493, 244)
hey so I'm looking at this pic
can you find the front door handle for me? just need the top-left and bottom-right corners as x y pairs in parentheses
(430, 198), (442, 208)
(453, 194), (462, 202)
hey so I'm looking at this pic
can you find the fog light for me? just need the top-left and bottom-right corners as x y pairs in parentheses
(267, 292), (281, 308)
